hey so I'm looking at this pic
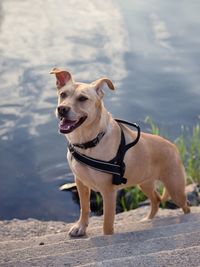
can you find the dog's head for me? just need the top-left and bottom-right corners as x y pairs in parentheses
(50, 68), (115, 134)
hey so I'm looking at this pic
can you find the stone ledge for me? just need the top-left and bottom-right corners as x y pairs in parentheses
(1, 206), (200, 241)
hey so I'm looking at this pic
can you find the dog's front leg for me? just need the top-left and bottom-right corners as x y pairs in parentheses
(102, 190), (116, 235)
(68, 178), (90, 237)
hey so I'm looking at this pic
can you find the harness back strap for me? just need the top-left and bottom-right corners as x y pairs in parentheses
(68, 119), (141, 185)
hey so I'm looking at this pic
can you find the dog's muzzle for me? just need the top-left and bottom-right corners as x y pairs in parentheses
(57, 105), (70, 117)
(57, 105), (87, 134)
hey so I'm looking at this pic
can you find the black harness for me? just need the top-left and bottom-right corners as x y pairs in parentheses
(68, 119), (141, 185)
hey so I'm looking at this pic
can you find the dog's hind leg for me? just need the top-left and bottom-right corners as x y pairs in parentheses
(68, 178), (91, 237)
(161, 164), (190, 214)
(139, 180), (161, 221)
(162, 182), (191, 214)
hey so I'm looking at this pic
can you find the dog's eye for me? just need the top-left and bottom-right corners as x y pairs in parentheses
(60, 92), (67, 99)
(77, 95), (88, 102)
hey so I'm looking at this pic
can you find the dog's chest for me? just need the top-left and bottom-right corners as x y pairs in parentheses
(67, 152), (110, 191)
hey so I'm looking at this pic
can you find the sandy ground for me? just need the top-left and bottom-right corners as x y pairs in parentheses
(1, 206), (200, 242)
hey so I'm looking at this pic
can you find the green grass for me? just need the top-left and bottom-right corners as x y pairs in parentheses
(175, 123), (200, 185)
(118, 186), (147, 212)
(145, 116), (161, 135)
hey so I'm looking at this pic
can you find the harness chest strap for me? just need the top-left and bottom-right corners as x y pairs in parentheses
(68, 119), (141, 185)
(69, 144), (124, 176)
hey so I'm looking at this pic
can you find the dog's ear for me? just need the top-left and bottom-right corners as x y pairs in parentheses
(50, 68), (73, 89)
(92, 78), (115, 98)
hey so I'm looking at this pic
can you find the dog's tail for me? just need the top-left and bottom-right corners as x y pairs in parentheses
(161, 187), (170, 203)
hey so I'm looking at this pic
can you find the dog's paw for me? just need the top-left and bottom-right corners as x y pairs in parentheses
(140, 217), (151, 223)
(68, 223), (87, 237)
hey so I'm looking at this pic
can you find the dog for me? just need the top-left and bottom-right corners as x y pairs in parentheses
(50, 67), (190, 237)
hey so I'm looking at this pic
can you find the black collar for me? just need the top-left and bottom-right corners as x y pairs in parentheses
(72, 131), (106, 149)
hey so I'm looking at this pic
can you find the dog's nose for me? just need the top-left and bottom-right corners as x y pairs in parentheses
(57, 106), (70, 117)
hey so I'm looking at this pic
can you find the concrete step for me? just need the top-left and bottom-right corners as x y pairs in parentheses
(1, 206), (199, 242)
(0, 207), (200, 266)
(1, 230), (200, 266)
(82, 246), (200, 267)
(1, 208), (200, 252)
(1, 220), (200, 266)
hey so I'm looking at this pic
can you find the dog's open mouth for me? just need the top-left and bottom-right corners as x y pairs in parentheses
(59, 116), (87, 134)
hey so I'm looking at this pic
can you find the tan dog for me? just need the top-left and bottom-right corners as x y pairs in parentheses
(50, 68), (190, 237)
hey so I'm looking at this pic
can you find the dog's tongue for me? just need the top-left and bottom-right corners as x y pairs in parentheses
(59, 118), (77, 131)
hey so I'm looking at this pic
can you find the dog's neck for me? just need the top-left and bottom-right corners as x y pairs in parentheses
(66, 106), (112, 146)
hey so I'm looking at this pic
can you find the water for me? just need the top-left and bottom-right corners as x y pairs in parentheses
(0, 0), (199, 222)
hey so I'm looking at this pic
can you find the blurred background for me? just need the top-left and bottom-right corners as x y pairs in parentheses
(0, 0), (199, 222)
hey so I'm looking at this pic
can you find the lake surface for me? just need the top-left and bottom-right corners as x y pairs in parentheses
(0, 0), (199, 222)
